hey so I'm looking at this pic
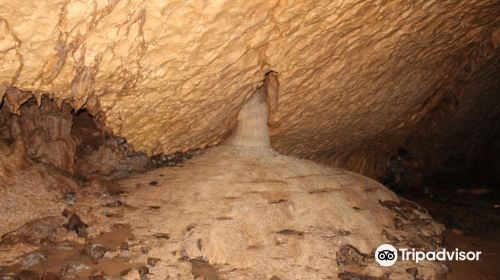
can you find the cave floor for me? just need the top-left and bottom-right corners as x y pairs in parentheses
(1, 153), (498, 279)
(0, 144), (448, 280)
(0, 156), (227, 279)
(396, 178), (500, 280)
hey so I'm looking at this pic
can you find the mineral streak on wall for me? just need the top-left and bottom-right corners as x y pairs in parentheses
(0, 0), (499, 178)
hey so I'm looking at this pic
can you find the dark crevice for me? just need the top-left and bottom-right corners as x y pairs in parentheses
(0, 93), (200, 183)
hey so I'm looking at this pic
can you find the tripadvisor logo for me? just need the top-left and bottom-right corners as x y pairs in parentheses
(374, 244), (482, 267)
(375, 244), (398, 266)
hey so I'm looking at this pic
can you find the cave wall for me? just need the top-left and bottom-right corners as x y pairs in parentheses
(492, 129), (500, 183)
(0, 97), (197, 235)
(0, 97), (154, 180)
(0, 99), (78, 234)
(400, 50), (500, 183)
(0, 0), (499, 178)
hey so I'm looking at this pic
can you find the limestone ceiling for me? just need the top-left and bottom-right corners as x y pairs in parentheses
(1, 0), (499, 176)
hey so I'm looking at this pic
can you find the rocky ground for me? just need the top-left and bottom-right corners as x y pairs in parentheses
(0, 145), (449, 279)
(387, 174), (500, 280)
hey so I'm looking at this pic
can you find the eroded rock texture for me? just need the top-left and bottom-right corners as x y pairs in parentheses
(0, 97), (191, 236)
(1, 1), (499, 177)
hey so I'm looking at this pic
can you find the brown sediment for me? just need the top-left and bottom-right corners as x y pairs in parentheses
(0, 225), (138, 279)
(190, 259), (221, 280)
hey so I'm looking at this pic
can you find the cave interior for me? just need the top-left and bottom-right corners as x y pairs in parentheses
(0, 1), (499, 279)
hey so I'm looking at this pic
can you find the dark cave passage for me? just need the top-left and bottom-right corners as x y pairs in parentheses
(385, 151), (500, 279)
(383, 107), (500, 279)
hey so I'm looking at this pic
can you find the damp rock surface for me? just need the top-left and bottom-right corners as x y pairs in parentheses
(0, 0), (498, 178)
(0, 97), (194, 236)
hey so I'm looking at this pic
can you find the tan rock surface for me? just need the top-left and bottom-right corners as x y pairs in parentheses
(0, 93), (447, 279)
(0, 0), (499, 177)
(0, 137), (78, 236)
(117, 136), (444, 279)
(115, 94), (443, 279)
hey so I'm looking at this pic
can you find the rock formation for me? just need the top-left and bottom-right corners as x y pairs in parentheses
(0, 0), (498, 177)
(0, 1), (499, 278)
(0, 93), (446, 279)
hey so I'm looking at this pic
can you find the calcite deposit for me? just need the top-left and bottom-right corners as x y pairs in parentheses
(0, 0), (499, 177)
(0, 94), (447, 279)
(0, 1), (498, 279)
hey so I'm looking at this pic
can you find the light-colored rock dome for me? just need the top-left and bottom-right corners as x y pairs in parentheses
(113, 93), (445, 279)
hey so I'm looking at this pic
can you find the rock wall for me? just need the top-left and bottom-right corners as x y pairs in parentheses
(1, 0), (499, 177)
(0, 96), (196, 237)
(400, 50), (500, 182)
(0, 91), (447, 279)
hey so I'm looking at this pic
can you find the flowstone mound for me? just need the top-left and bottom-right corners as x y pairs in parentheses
(116, 94), (446, 279)
(0, 93), (446, 279)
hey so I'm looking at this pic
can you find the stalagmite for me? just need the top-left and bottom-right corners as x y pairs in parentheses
(103, 92), (446, 278)
(0, 90), (447, 278)
(226, 91), (271, 148)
